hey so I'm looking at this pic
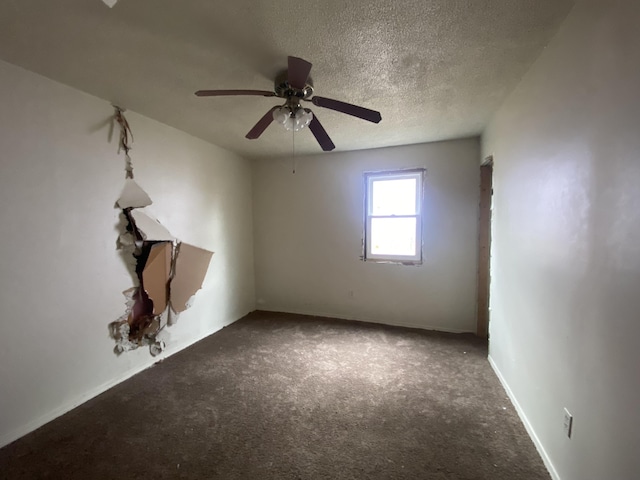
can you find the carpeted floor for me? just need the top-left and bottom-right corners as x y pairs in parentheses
(0, 311), (549, 479)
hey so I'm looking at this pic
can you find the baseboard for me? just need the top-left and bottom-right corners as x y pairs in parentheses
(488, 355), (561, 480)
(257, 306), (474, 334)
(0, 311), (246, 449)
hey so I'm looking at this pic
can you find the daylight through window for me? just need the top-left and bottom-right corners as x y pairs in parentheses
(364, 169), (424, 263)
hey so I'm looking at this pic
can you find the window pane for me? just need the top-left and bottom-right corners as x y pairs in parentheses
(370, 217), (416, 256)
(371, 178), (417, 215)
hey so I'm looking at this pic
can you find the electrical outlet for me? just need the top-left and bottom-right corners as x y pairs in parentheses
(563, 408), (573, 438)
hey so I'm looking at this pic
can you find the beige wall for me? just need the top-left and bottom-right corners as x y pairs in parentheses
(0, 59), (255, 447)
(253, 139), (480, 332)
(483, 1), (640, 479)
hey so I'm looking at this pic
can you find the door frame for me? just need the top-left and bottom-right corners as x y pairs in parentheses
(476, 156), (493, 338)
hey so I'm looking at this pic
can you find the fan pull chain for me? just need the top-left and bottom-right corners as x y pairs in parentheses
(292, 129), (296, 174)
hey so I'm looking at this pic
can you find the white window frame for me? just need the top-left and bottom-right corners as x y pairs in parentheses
(363, 168), (425, 264)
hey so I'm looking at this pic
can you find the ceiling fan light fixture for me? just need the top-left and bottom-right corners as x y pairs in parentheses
(273, 106), (313, 132)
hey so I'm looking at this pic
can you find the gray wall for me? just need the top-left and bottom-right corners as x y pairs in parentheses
(0, 60), (256, 447)
(253, 139), (480, 332)
(482, 1), (640, 478)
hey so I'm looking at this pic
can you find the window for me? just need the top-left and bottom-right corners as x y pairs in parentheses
(364, 169), (424, 263)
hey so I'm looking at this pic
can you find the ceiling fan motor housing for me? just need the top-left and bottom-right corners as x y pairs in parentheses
(274, 71), (314, 100)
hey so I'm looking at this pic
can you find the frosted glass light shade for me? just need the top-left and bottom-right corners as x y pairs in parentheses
(273, 107), (312, 132)
(272, 107), (290, 125)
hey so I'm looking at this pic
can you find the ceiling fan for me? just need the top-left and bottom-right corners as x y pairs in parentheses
(195, 56), (382, 152)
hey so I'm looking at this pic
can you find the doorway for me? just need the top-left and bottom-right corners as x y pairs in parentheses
(476, 156), (493, 338)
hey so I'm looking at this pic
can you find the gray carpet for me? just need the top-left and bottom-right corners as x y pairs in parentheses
(0, 311), (550, 479)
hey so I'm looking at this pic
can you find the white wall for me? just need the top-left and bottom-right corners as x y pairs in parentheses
(482, 1), (640, 479)
(0, 59), (255, 447)
(253, 139), (480, 332)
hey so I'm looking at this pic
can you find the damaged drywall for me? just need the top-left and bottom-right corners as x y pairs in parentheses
(110, 179), (214, 356)
(109, 108), (213, 356)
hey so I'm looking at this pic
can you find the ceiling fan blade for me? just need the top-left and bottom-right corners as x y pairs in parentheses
(246, 106), (279, 139)
(195, 89), (276, 97)
(287, 56), (313, 90)
(310, 96), (382, 124)
(306, 109), (335, 151)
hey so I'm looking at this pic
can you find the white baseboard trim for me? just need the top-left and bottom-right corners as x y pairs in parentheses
(257, 307), (474, 334)
(0, 312), (246, 449)
(488, 355), (561, 480)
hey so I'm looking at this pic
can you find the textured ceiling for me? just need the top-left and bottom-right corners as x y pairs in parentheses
(0, 0), (575, 159)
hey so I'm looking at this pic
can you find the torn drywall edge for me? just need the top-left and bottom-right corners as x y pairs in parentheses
(171, 243), (214, 313)
(110, 209), (175, 355)
(116, 229), (139, 285)
(110, 223), (213, 355)
(110, 287), (167, 356)
(117, 178), (152, 209)
(110, 288), (139, 353)
(129, 209), (175, 241)
(126, 283), (153, 336)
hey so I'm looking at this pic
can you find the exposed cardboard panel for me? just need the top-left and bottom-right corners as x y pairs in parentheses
(171, 243), (214, 313)
(142, 242), (172, 315)
(116, 178), (152, 209)
(130, 209), (175, 241)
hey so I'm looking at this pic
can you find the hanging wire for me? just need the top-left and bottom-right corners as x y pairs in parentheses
(113, 105), (135, 179)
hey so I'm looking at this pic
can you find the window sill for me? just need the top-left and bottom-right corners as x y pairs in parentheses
(362, 257), (423, 266)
